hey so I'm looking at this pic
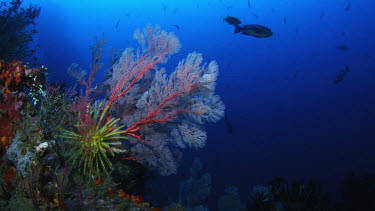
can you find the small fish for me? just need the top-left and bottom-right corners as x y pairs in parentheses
(115, 18), (120, 28)
(283, 16), (287, 24)
(234, 24), (273, 38)
(345, 2), (351, 11)
(223, 15), (241, 25)
(37, 44), (40, 47)
(336, 45), (349, 51)
(247, 0), (251, 8)
(171, 24), (180, 29)
(334, 65), (350, 84)
(226, 6), (232, 10)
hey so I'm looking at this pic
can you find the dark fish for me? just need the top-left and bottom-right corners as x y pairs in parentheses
(224, 111), (232, 135)
(227, 6), (232, 10)
(223, 15), (241, 25)
(234, 24), (273, 38)
(248, 0), (251, 8)
(295, 27), (299, 34)
(283, 16), (287, 24)
(171, 24), (180, 29)
(345, 2), (351, 11)
(334, 65), (350, 84)
(115, 19), (120, 28)
(336, 45), (349, 51)
(37, 44), (40, 47)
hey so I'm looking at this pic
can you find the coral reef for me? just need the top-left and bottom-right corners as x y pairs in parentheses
(64, 24), (225, 176)
(0, 59), (46, 156)
(60, 101), (128, 176)
(36, 82), (76, 142)
(106, 26), (225, 175)
(0, 24), (224, 210)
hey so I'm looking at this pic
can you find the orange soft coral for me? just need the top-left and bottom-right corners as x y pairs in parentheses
(0, 59), (46, 141)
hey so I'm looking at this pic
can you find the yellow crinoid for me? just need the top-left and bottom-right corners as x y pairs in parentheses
(60, 101), (128, 176)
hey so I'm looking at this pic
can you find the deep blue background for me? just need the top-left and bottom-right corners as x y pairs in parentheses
(23, 0), (375, 208)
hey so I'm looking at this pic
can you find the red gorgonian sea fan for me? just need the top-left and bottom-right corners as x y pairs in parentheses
(65, 24), (225, 176)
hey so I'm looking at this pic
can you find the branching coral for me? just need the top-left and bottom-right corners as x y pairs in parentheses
(63, 24), (225, 176)
(37, 82), (74, 139)
(105, 26), (225, 175)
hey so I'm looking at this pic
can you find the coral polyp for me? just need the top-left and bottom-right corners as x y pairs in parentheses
(60, 102), (128, 176)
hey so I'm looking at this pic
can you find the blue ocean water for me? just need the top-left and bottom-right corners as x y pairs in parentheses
(15, 0), (375, 209)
